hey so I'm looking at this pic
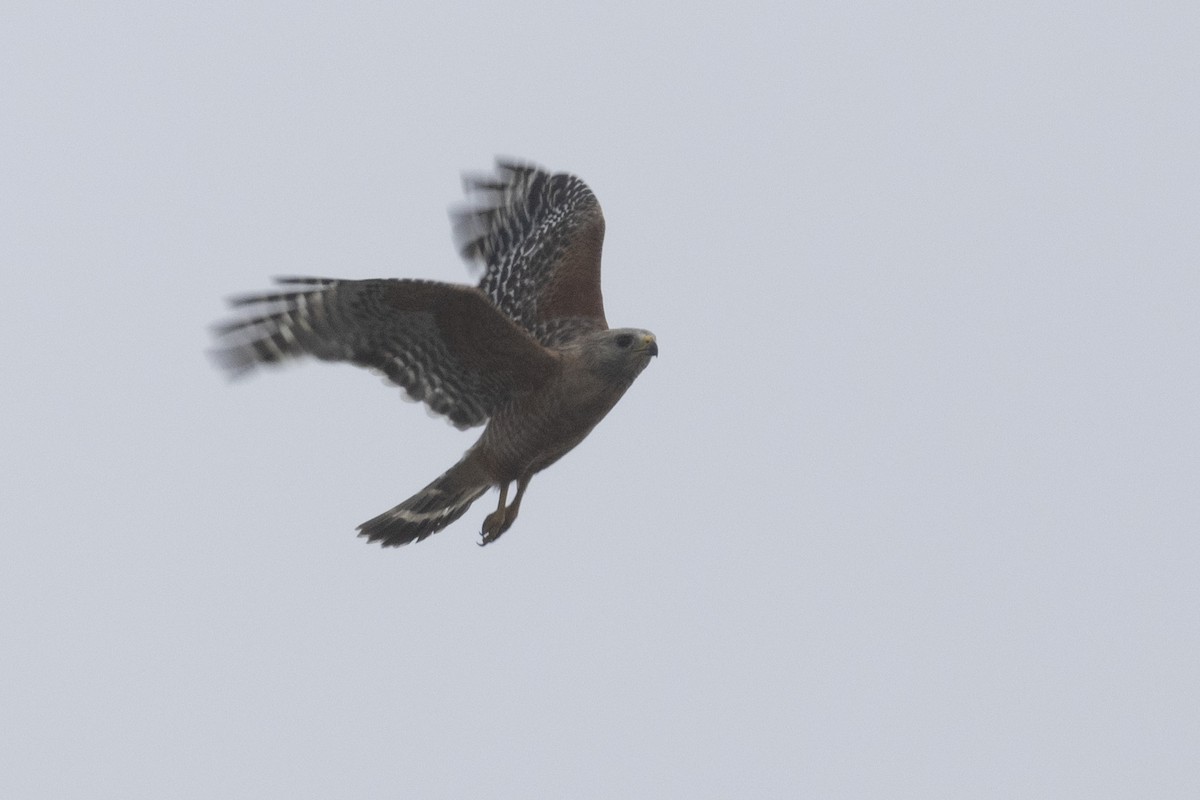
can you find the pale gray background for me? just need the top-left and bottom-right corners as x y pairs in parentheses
(3, 2), (1197, 797)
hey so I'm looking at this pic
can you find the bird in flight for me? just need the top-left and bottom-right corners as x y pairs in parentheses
(212, 159), (657, 547)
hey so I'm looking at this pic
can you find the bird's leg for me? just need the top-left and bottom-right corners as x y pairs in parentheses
(480, 482), (509, 545)
(497, 475), (531, 535)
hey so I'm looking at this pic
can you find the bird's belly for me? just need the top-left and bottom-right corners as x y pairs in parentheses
(479, 391), (617, 480)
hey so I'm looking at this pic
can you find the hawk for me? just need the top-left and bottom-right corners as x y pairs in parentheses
(212, 160), (657, 547)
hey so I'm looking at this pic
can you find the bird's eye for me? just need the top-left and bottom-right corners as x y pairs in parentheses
(616, 334), (633, 348)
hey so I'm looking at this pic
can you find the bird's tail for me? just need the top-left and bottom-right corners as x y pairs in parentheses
(357, 452), (493, 547)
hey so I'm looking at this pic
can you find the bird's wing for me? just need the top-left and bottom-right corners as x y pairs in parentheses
(451, 159), (609, 345)
(211, 277), (558, 429)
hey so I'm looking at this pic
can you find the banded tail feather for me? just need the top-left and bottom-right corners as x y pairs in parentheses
(357, 452), (493, 547)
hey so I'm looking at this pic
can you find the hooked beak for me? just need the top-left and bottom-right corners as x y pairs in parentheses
(640, 334), (658, 357)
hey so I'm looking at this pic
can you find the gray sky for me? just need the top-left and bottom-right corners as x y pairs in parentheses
(3, 2), (1197, 797)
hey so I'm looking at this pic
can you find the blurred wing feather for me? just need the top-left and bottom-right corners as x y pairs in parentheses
(451, 160), (608, 345)
(211, 277), (557, 429)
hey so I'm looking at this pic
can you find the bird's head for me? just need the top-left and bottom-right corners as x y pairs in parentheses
(580, 327), (658, 382)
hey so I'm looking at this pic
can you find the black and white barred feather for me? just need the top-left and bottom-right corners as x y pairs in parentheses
(213, 278), (513, 429)
(356, 452), (493, 546)
(452, 160), (608, 345)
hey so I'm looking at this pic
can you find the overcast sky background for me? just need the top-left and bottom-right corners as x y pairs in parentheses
(3, 2), (1197, 797)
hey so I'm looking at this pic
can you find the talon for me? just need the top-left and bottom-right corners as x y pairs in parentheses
(481, 511), (505, 539)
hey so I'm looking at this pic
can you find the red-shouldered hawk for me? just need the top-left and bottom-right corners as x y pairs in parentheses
(212, 160), (657, 547)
